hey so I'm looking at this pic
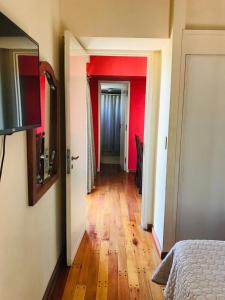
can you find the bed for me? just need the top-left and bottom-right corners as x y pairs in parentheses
(152, 240), (225, 300)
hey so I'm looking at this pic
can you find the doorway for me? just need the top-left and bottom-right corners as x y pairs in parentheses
(65, 32), (167, 265)
(99, 81), (130, 172)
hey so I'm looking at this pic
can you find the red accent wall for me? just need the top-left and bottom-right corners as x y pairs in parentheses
(88, 56), (147, 171)
(87, 56), (147, 77)
(128, 79), (146, 170)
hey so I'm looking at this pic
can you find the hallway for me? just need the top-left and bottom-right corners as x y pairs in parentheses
(62, 165), (163, 300)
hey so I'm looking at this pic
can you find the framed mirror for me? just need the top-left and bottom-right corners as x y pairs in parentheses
(27, 61), (60, 206)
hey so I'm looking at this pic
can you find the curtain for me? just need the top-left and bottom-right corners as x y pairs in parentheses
(101, 93), (121, 154)
(87, 81), (96, 193)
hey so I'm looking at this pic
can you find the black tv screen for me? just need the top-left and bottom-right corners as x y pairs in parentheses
(0, 12), (41, 135)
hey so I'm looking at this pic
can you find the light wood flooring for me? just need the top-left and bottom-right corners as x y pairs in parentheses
(62, 165), (163, 300)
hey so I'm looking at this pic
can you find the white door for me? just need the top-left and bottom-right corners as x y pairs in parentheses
(120, 89), (126, 170)
(64, 31), (89, 266)
(120, 84), (129, 171)
(177, 54), (225, 241)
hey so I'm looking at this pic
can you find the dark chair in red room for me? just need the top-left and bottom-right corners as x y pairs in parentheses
(135, 135), (143, 194)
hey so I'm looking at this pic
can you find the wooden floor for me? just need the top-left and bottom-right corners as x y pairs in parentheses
(62, 165), (163, 300)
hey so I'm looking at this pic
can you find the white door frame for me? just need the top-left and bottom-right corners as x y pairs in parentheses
(98, 80), (130, 172)
(165, 30), (225, 249)
(78, 37), (170, 229)
(85, 51), (159, 230)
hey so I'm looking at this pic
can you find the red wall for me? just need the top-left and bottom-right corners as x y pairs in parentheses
(87, 56), (147, 77)
(88, 56), (147, 171)
(128, 79), (146, 170)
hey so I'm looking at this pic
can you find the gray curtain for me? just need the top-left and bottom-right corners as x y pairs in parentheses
(101, 93), (121, 154)
(87, 81), (96, 193)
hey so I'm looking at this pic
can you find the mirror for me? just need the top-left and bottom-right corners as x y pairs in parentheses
(0, 12), (41, 135)
(27, 61), (60, 206)
(36, 72), (53, 184)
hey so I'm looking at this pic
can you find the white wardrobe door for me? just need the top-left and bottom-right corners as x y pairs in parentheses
(177, 55), (225, 241)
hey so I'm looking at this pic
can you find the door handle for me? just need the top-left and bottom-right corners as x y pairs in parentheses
(66, 149), (79, 174)
(71, 155), (79, 160)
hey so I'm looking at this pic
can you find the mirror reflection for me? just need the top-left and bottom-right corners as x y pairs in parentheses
(0, 12), (40, 134)
(36, 73), (53, 184)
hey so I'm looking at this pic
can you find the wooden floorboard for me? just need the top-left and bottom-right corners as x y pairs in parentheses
(62, 165), (163, 300)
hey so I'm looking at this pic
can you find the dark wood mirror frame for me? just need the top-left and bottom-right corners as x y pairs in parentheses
(27, 61), (60, 206)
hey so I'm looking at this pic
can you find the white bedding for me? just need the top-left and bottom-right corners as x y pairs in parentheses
(152, 240), (225, 300)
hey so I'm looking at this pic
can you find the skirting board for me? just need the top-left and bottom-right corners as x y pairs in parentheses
(152, 228), (168, 260)
(42, 251), (69, 300)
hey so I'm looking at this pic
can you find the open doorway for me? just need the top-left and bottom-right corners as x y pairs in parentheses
(64, 34), (166, 298)
(65, 32), (169, 267)
(99, 81), (130, 171)
(87, 56), (147, 178)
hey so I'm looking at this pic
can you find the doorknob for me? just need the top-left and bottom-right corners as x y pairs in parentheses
(66, 149), (79, 174)
(71, 155), (79, 160)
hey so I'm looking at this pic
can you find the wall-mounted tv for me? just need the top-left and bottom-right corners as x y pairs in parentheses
(0, 12), (41, 135)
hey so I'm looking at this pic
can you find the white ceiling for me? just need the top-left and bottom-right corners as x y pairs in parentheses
(61, 0), (170, 38)
(79, 37), (170, 55)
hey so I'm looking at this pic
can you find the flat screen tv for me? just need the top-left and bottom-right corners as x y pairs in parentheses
(0, 12), (41, 135)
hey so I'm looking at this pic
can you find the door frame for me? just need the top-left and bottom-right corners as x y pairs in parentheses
(98, 80), (130, 172)
(84, 48), (161, 229)
(165, 29), (225, 249)
(77, 37), (171, 230)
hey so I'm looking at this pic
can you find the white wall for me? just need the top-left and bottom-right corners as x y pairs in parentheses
(61, 0), (170, 38)
(163, 0), (187, 252)
(186, 0), (225, 30)
(141, 51), (161, 230)
(153, 42), (172, 248)
(0, 1), (62, 300)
